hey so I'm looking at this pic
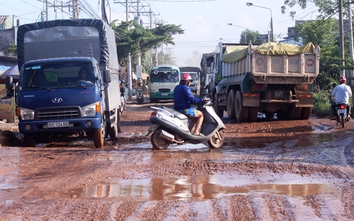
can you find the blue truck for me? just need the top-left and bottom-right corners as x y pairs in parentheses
(6, 19), (122, 148)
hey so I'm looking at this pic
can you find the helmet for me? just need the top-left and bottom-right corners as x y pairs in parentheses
(120, 79), (125, 83)
(181, 73), (193, 82)
(339, 76), (347, 83)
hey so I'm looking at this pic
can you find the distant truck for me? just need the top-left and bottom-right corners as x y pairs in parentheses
(201, 41), (320, 122)
(6, 19), (122, 148)
(179, 66), (201, 95)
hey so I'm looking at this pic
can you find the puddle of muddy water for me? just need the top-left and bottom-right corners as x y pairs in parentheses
(225, 133), (335, 149)
(63, 174), (335, 200)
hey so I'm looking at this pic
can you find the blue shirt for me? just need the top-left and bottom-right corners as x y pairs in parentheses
(174, 83), (204, 110)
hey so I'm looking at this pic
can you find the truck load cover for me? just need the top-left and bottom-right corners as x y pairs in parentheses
(17, 19), (118, 70)
(219, 42), (319, 85)
(209, 41), (320, 122)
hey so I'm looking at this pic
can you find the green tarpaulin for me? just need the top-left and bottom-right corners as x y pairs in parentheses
(222, 42), (317, 63)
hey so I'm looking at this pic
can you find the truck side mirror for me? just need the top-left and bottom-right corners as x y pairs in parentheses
(104, 69), (111, 83)
(6, 76), (13, 89)
(5, 76), (14, 98)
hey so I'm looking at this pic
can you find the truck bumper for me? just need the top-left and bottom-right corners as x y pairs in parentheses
(149, 92), (174, 99)
(19, 118), (101, 135)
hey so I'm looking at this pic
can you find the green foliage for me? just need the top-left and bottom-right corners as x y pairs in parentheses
(282, 0), (338, 18)
(6, 43), (17, 55)
(241, 29), (261, 44)
(110, 20), (184, 69)
(312, 89), (331, 117)
(293, 18), (344, 90)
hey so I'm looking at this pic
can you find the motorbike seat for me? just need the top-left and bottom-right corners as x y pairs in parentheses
(162, 107), (188, 120)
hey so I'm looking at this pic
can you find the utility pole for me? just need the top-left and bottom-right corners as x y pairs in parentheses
(348, 0), (354, 87)
(339, 0), (345, 77)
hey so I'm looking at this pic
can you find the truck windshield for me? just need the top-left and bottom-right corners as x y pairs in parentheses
(19, 62), (95, 90)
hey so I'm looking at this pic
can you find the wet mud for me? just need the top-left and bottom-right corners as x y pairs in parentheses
(1, 101), (354, 220)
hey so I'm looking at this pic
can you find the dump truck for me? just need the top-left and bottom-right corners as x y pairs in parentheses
(201, 41), (320, 122)
(6, 19), (122, 148)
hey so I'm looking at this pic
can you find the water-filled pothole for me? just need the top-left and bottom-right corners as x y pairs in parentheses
(63, 175), (334, 200)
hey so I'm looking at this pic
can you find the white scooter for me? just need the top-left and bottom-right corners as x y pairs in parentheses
(147, 100), (226, 150)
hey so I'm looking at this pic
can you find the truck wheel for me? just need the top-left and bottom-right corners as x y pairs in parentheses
(213, 93), (224, 117)
(248, 107), (258, 122)
(108, 110), (120, 138)
(265, 112), (274, 119)
(288, 105), (301, 120)
(94, 119), (105, 148)
(227, 90), (236, 119)
(276, 110), (288, 120)
(117, 111), (122, 133)
(235, 91), (249, 122)
(301, 107), (312, 119)
(24, 135), (35, 147)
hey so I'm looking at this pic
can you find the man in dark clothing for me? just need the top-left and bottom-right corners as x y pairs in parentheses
(174, 73), (205, 135)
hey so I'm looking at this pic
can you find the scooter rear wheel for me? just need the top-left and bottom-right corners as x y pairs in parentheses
(151, 128), (171, 150)
(208, 129), (225, 149)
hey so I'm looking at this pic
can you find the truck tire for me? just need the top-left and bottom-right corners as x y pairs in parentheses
(287, 105), (301, 120)
(235, 90), (249, 122)
(248, 107), (258, 122)
(94, 119), (105, 148)
(108, 110), (120, 138)
(227, 90), (236, 119)
(24, 135), (35, 147)
(213, 93), (224, 117)
(301, 107), (312, 119)
(117, 111), (122, 133)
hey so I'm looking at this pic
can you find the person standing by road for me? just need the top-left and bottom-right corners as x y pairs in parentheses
(174, 73), (206, 135)
(331, 76), (352, 119)
(120, 79), (127, 111)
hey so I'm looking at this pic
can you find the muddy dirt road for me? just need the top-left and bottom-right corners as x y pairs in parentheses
(1, 100), (354, 220)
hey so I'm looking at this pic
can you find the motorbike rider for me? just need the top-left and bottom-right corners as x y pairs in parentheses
(174, 73), (206, 135)
(331, 76), (352, 120)
(120, 79), (127, 110)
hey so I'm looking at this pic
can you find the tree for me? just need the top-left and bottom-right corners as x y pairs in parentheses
(294, 18), (340, 89)
(110, 20), (184, 71)
(240, 29), (262, 44)
(281, 0), (338, 19)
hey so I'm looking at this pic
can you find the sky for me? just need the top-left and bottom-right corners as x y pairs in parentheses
(1, 0), (319, 66)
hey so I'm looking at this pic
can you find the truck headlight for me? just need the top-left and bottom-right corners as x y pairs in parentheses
(82, 102), (100, 117)
(18, 107), (35, 120)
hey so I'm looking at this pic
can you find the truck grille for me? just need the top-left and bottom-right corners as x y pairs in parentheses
(37, 107), (80, 120)
(159, 88), (171, 93)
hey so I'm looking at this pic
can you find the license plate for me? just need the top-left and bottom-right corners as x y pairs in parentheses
(47, 121), (69, 128)
(161, 93), (168, 96)
(338, 109), (346, 114)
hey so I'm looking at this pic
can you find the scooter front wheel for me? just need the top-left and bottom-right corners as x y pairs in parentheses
(208, 129), (226, 149)
(151, 128), (171, 150)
